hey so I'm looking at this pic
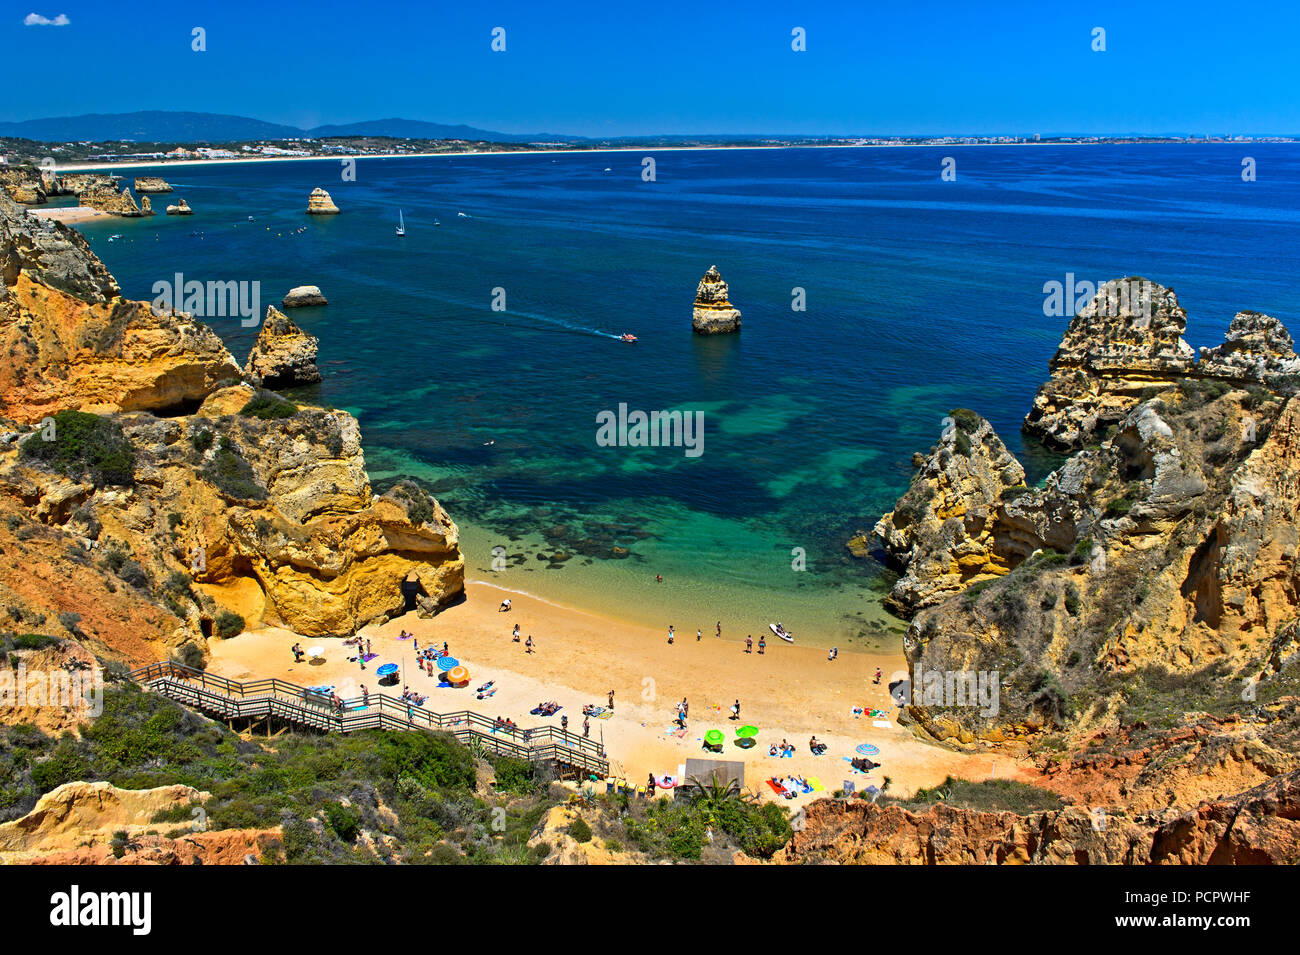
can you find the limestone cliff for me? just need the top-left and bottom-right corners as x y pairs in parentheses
(873, 410), (1025, 614)
(872, 279), (1300, 753)
(78, 183), (144, 217)
(692, 265), (741, 334)
(0, 192), (464, 655)
(243, 306), (321, 388)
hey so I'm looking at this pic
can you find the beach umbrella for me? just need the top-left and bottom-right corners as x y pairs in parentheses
(704, 730), (725, 747)
(376, 663), (399, 677)
(307, 646), (325, 658)
(436, 656), (460, 672)
(855, 743), (880, 756)
(447, 666), (469, 685)
(736, 725), (759, 738)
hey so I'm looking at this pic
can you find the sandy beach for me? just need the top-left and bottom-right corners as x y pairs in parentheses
(27, 206), (111, 224)
(208, 579), (1029, 803)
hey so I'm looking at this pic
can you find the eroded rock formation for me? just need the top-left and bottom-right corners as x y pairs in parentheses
(133, 177), (174, 193)
(692, 265), (741, 334)
(306, 187), (340, 214)
(78, 183), (144, 217)
(243, 305), (321, 388)
(165, 198), (193, 215)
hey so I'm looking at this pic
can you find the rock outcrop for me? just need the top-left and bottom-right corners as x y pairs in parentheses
(1198, 311), (1300, 387)
(306, 187), (340, 215)
(0, 166), (47, 204)
(1023, 278), (1194, 451)
(282, 285), (327, 308)
(165, 198), (193, 215)
(691, 265), (741, 334)
(873, 410), (1026, 614)
(133, 176), (173, 193)
(0, 199), (239, 422)
(243, 306), (321, 388)
(78, 184), (144, 218)
(0, 191), (464, 645)
(773, 768), (1300, 864)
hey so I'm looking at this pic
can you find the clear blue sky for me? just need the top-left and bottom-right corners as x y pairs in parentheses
(7, 0), (1299, 136)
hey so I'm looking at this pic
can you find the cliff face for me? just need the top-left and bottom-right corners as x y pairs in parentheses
(873, 411), (1025, 614)
(0, 193), (464, 656)
(873, 279), (1300, 752)
(78, 183), (144, 217)
(691, 265), (742, 334)
(133, 177), (173, 194)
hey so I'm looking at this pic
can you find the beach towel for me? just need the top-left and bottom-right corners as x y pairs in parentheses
(869, 708), (888, 718)
(808, 777), (825, 792)
(596, 711), (613, 719)
(766, 779), (790, 796)
(873, 720), (891, 729)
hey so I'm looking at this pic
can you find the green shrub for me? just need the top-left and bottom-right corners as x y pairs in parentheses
(568, 817), (592, 843)
(214, 611), (245, 639)
(203, 446), (266, 501)
(190, 429), (214, 452)
(239, 395), (298, 420)
(948, 408), (983, 434)
(19, 410), (135, 487)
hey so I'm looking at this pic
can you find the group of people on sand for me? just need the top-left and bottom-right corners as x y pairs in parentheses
(743, 634), (767, 654)
(414, 643), (450, 677)
(770, 739), (796, 757)
(509, 623), (535, 653)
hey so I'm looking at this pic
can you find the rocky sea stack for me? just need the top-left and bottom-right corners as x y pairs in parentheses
(165, 199), (193, 215)
(692, 265), (742, 334)
(244, 305), (321, 388)
(282, 285), (328, 308)
(133, 177), (174, 194)
(306, 187), (340, 215)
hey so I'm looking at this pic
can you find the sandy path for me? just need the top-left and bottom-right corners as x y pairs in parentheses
(209, 580), (1029, 802)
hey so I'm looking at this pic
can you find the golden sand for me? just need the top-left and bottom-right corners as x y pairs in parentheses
(208, 580), (1030, 802)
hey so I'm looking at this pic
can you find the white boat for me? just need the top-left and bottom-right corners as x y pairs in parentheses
(396, 210), (405, 236)
(770, 623), (793, 643)
(457, 211), (469, 218)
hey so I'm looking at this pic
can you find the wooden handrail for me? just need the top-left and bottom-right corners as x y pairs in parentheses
(128, 662), (609, 773)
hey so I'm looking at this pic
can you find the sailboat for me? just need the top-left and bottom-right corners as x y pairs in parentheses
(395, 210), (406, 237)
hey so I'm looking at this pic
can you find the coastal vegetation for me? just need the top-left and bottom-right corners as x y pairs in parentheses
(18, 410), (135, 487)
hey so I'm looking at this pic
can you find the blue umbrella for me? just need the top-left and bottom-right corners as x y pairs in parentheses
(436, 656), (460, 672)
(376, 663), (399, 677)
(855, 743), (880, 756)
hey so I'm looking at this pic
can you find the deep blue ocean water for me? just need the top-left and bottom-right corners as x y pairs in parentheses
(76, 144), (1300, 644)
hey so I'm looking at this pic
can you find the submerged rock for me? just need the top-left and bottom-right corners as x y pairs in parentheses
(692, 265), (742, 334)
(306, 187), (340, 215)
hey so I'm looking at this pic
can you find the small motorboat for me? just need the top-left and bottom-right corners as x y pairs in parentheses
(620, 333), (637, 343)
(457, 211), (469, 218)
(396, 209), (405, 236)
(770, 623), (794, 643)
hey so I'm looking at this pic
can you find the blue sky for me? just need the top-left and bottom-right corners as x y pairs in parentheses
(7, 0), (1299, 136)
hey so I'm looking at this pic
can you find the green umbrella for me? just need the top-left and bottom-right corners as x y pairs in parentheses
(704, 729), (725, 746)
(736, 725), (759, 738)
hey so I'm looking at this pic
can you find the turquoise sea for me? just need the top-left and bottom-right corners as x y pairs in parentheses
(76, 144), (1300, 646)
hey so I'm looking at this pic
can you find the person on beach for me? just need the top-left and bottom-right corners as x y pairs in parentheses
(681, 698), (689, 718)
(500, 597), (511, 611)
(758, 636), (766, 654)
(608, 690), (615, 711)
(583, 716), (590, 738)
(291, 642), (303, 663)
(667, 625), (675, 645)
(655, 574), (663, 584)
(647, 772), (656, 795)
(731, 699), (740, 720)
(716, 621), (722, 638)
(360, 685), (369, 706)
(874, 667), (883, 685)
(696, 628), (702, 642)
(561, 715), (569, 734)
(745, 635), (752, 653)
(525, 635), (534, 654)
(512, 624), (520, 640)
(828, 646), (838, 661)
(365, 638), (372, 657)
(443, 642), (449, 655)
(809, 735), (826, 755)
(358, 653), (366, 672)
(413, 637), (418, 651)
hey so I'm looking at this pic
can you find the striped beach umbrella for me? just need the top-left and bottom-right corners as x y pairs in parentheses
(375, 663), (399, 677)
(856, 743), (880, 756)
(704, 729), (725, 747)
(446, 666), (469, 684)
(436, 655), (460, 672)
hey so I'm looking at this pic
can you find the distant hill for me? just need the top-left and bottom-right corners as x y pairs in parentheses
(0, 110), (584, 144)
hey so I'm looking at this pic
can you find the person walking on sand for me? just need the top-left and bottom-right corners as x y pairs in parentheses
(561, 714), (569, 734)
(525, 635), (534, 654)
(365, 638), (372, 657)
(667, 625), (675, 645)
(874, 667), (882, 685)
(731, 699), (740, 721)
(697, 628), (702, 642)
(583, 715), (590, 738)
(745, 635), (752, 653)
(512, 623), (520, 640)
(608, 689), (615, 711)
(360, 684), (369, 707)
(758, 636), (766, 655)
(828, 646), (838, 661)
